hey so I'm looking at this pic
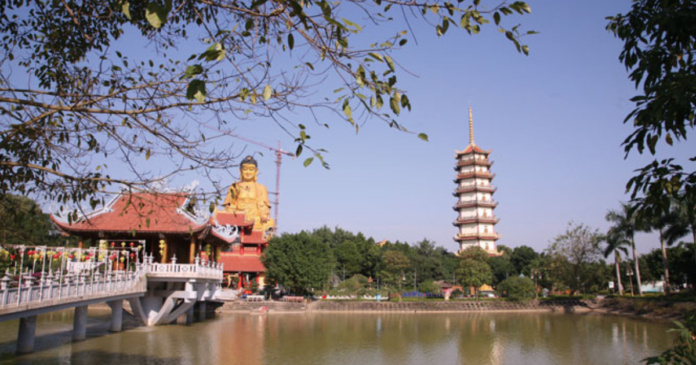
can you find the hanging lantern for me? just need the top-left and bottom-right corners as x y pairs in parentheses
(121, 242), (126, 247)
(130, 253), (136, 258)
(120, 257), (125, 263)
(110, 242), (116, 247)
(130, 242), (135, 247)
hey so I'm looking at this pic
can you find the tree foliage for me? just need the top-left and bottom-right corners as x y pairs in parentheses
(546, 222), (603, 295)
(262, 231), (334, 294)
(380, 250), (410, 288)
(0, 194), (70, 247)
(498, 276), (535, 301)
(510, 245), (538, 276)
(607, 0), (696, 227)
(0, 0), (534, 208)
(455, 258), (492, 299)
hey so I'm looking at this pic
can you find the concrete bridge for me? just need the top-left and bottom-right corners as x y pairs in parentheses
(0, 245), (223, 354)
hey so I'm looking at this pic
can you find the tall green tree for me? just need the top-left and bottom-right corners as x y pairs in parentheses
(602, 229), (629, 296)
(547, 223), (603, 295)
(334, 241), (362, 280)
(0, 0), (534, 208)
(641, 198), (682, 294)
(0, 194), (67, 247)
(510, 245), (538, 276)
(665, 191), (696, 269)
(380, 250), (410, 292)
(455, 258), (492, 301)
(262, 231), (334, 294)
(488, 256), (516, 285)
(607, 0), (696, 241)
(606, 203), (645, 296)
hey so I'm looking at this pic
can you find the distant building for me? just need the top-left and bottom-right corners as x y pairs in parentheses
(453, 108), (501, 256)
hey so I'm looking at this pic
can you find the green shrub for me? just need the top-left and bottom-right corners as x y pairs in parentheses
(498, 276), (536, 301)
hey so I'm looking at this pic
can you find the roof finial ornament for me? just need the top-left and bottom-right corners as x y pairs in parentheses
(468, 106), (475, 146)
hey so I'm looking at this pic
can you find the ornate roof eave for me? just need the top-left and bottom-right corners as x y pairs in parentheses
(454, 233), (501, 242)
(50, 184), (210, 234)
(452, 218), (500, 226)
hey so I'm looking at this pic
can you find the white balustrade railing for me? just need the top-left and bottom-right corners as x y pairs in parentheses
(0, 245), (223, 310)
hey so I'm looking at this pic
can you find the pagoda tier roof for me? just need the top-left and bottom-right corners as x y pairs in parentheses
(453, 200), (498, 209)
(219, 254), (265, 273)
(455, 144), (491, 156)
(453, 185), (497, 195)
(455, 159), (493, 169)
(453, 217), (500, 226)
(454, 171), (495, 181)
(51, 191), (208, 235)
(454, 233), (501, 242)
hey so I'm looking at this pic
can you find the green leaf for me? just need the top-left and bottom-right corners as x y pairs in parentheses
(296, 144), (303, 157)
(186, 80), (206, 102)
(384, 55), (395, 72)
(263, 84), (273, 101)
(288, 33), (295, 50)
(146, 3), (168, 29)
(184, 64), (203, 79)
(368, 52), (383, 62)
(121, 1), (131, 19)
(493, 12), (500, 25)
(199, 43), (226, 62)
(343, 100), (354, 124)
(418, 133), (429, 142)
(303, 157), (314, 167)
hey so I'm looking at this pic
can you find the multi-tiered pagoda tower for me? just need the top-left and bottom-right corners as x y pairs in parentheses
(453, 108), (500, 256)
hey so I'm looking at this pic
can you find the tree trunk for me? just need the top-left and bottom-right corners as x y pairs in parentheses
(659, 228), (670, 295)
(614, 250), (623, 295)
(631, 237), (643, 296)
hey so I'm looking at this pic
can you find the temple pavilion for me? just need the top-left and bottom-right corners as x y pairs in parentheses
(453, 108), (501, 256)
(51, 187), (270, 289)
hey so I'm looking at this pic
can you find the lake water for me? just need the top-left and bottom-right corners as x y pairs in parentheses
(0, 310), (674, 365)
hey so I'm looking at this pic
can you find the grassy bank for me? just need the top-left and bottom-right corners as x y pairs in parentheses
(600, 293), (696, 318)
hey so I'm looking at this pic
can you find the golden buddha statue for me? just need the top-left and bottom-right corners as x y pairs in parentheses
(222, 156), (275, 235)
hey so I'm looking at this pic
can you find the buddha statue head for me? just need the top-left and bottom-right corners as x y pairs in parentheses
(239, 155), (258, 182)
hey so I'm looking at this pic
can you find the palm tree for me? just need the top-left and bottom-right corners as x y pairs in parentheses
(606, 202), (644, 296)
(602, 229), (630, 295)
(665, 190), (696, 268)
(642, 203), (681, 295)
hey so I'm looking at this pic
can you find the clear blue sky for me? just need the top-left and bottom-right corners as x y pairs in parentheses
(36, 0), (693, 255)
(222, 0), (694, 255)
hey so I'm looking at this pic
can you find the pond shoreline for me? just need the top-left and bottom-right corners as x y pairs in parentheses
(217, 298), (692, 322)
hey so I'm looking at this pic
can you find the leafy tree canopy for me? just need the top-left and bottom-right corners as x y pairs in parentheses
(455, 257), (492, 299)
(262, 231), (334, 294)
(607, 0), (696, 220)
(0, 0), (534, 209)
(498, 276), (534, 301)
(510, 245), (538, 276)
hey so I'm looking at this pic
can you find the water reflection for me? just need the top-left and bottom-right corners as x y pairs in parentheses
(0, 311), (674, 365)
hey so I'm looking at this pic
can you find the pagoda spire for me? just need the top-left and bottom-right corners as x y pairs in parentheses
(468, 106), (475, 145)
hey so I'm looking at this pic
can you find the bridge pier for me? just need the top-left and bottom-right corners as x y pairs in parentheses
(197, 301), (207, 321)
(73, 305), (88, 341)
(108, 300), (123, 332)
(17, 315), (37, 354)
(186, 306), (195, 324)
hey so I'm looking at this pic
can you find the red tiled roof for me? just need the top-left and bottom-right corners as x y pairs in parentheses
(219, 253), (266, 272)
(455, 144), (491, 156)
(243, 230), (269, 244)
(212, 211), (253, 227)
(51, 192), (206, 234)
